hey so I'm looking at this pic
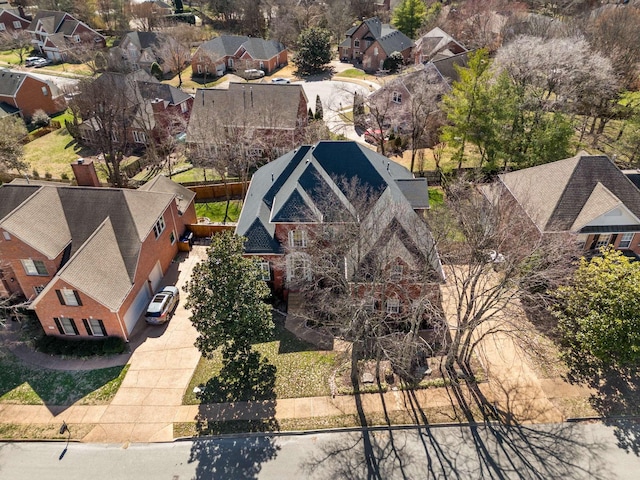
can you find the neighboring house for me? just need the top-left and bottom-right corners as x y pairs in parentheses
(0, 175), (197, 340)
(0, 69), (65, 119)
(0, 7), (30, 34)
(143, 0), (173, 15)
(77, 70), (193, 150)
(413, 27), (467, 64)
(485, 152), (640, 257)
(114, 31), (176, 75)
(191, 35), (287, 77)
(26, 10), (106, 61)
(186, 82), (308, 157)
(235, 140), (444, 306)
(339, 17), (414, 73)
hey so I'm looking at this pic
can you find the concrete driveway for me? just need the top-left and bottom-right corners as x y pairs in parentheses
(82, 246), (208, 443)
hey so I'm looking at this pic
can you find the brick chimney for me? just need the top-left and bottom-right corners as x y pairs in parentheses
(71, 158), (101, 187)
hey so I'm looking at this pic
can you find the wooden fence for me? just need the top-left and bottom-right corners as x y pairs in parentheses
(187, 182), (249, 201)
(187, 223), (236, 237)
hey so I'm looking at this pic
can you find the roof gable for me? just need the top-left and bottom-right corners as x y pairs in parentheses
(271, 189), (316, 223)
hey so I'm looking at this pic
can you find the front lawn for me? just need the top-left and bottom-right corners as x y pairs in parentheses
(183, 319), (338, 404)
(0, 350), (128, 405)
(23, 127), (88, 179)
(195, 200), (243, 223)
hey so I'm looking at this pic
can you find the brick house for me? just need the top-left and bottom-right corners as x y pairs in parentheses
(76, 70), (193, 151)
(235, 141), (444, 311)
(339, 17), (414, 73)
(0, 175), (197, 340)
(0, 6), (30, 34)
(0, 70), (66, 119)
(412, 27), (467, 65)
(483, 152), (640, 257)
(26, 10), (106, 62)
(191, 35), (287, 78)
(113, 31), (179, 76)
(186, 82), (308, 158)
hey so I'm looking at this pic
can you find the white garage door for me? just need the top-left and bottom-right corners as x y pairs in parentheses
(123, 284), (151, 335)
(149, 261), (163, 292)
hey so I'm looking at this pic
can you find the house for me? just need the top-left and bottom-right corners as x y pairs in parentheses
(0, 69), (66, 119)
(26, 10), (106, 62)
(0, 6), (30, 34)
(191, 35), (287, 77)
(485, 152), (640, 257)
(76, 70), (193, 150)
(413, 27), (467, 64)
(113, 31), (176, 75)
(0, 174), (197, 340)
(186, 83), (308, 158)
(339, 17), (414, 73)
(235, 140), (444, 304)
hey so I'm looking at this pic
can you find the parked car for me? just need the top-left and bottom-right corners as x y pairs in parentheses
(33, 58), (51, 68)
(243, 68), (265, 79)
(145, 286), (179, 325)
(271, 77), (290, 84)
(364, 128), (385, 144)
(25, 56), (43, 67)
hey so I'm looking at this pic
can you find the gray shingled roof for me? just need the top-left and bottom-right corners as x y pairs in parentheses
(236, 141), (430, 256)
(122, 31), (162, 50)
(187, 83), (306, 141)
(395, 179), (430, 209)
(0, 70), (25, 96)
(354, 17), (414, 56)
(497, 153), (640, 233)
(196, 35), (285, 61)
(240, 38), (286, 60)
(0, 182), (182, 310)
(137, 81), (192, 106)
(138, 174), (196, 214)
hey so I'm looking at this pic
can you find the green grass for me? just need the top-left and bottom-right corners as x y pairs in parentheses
(183, 320), (338, 404)
(195, 200), (243, 222)
(335, 68), (368, 79)
(170, 167), (220, 183)
(0, 350), (128, 405)
(429, 187), (444, 206)
(23, 128), (88, 179)
(0, 49), (22, 65)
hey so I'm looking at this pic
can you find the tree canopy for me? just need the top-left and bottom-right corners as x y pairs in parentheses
(552, 248), (640, 374)
(0, 117), (28, 175)
(292, 27), (332, 75)
(185, 231), (273, 358)
(392, 0), (426, 39)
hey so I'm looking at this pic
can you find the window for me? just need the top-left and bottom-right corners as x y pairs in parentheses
(363, 296), (375, 312)
(34, 285), (45, 295)
(595, 234), (611, 249)
(259, 261), (271, 281)
(386, 298), (400, 314)
(196, 64), (202, 74)
(22, 258), (48, 276)
(392, 91), (402, 104)
(354, 39), (360, 48)
(13, 21), (22, 29)
(0, 23), (5, 31)
(170, 231), (176, 244)
(374, 47), (379, 56)
(133, 130), (147, 144)
(289, 256), (311, 281)
(619, 232), (634, 249)
(228, 58), (234, 67)
(110, 130), (119, 142)
(180, 102), (188, 113)
(83, 318), (106, 336)
(248, 147), (263, 158)
(41, 86), (48, 96)
(56, 288), (82, 306)
(73, 34), (81, 42)
(288, 229), (307, 248)
(153, 216), (166, 238)
(3, 231), (10, 240)
(55, 317), (78, 336)
(391, 264), (403, 281)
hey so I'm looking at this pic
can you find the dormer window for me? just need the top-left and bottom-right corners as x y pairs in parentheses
(392, 91), (402, 104)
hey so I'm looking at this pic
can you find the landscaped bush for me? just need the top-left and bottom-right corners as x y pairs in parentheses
(35, 335), (126, 357)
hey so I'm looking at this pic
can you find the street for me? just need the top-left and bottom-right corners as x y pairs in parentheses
(1, 421), (639, 479)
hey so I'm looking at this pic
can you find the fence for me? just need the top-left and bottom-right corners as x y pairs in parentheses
(188, 223), (235, 237)
(187, 182), (249, 201)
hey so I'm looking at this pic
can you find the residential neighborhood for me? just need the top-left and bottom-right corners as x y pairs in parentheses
(1, 0), (640, 477)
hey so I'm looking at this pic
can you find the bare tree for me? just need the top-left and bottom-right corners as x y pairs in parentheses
(0, 116), (28, 176)
(154, 30), (192, 88)
(0, 30), (33, 65)
(427, 176), (578, 376)
(129, 2), (159, 31)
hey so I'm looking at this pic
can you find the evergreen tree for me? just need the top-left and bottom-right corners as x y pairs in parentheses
(392, 0), (427, 39)
(292, 27), (332, 75)
(314, 95), (323, 120)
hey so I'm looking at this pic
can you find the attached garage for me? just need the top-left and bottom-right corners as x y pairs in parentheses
(148, 261), (163, 292)
(122, 284), (151, 335)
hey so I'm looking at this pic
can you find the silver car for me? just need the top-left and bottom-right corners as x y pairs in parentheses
(145, 286), (179, 325)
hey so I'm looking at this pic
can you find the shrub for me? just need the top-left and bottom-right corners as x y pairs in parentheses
(32, 169), (40, 178)
(61, 172), (69, 181)
(31, 109), (50, 128)
(44, 171), (52, 179)
(150, 62), (164, 81)
(35, 335), (126, 357)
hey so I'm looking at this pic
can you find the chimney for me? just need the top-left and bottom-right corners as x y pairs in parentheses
(71, 158), (101, 187)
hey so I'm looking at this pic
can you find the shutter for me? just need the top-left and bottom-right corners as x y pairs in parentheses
(98, 319), (107, 336)
(70, 319), (79, 335)
(54, 317), (64, 334)
(55, 290), (65, 305)
(82, 318), (92, 335)
(74, 290), (83, 306)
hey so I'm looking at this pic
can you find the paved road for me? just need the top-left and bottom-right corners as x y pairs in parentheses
(0, 422), (638, 479)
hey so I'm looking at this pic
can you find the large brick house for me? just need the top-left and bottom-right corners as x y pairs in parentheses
(0, 69), (66, 119)
(0, 6), (30, 34)
(484, 152), (640, 257)
(0, 175), (196, 340)
(413, 27), (467, 65)
(339, 17), (414, 73)
(113, 31), (179, 76)
(26, 10), (106, 62)
(186, 82), (308, 158)
(191, 35), (287, 77)
(235, 141), (444, 307)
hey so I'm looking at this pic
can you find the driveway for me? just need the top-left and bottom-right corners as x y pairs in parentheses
(82, 246), (208, 443)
